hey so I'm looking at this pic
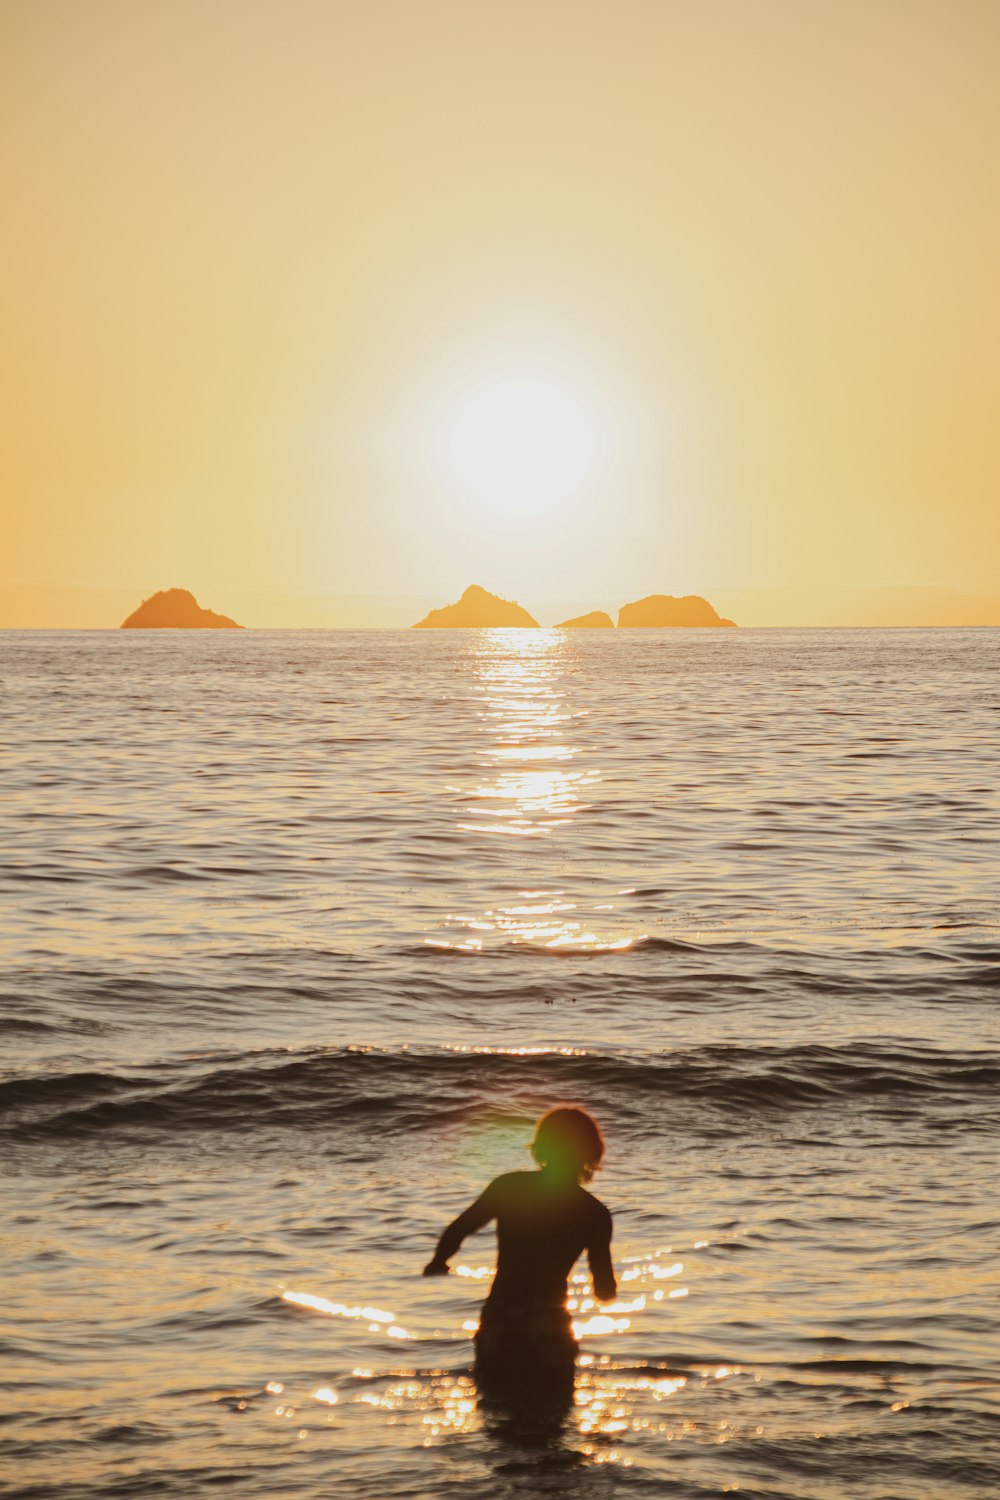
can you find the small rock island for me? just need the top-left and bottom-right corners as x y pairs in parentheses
(121, 588), (243, 629)
(556, 611), (614, 629)
(618, 594), (735, 628)
(412, 584), (539, 628)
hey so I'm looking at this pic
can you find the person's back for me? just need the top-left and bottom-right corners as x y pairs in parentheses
(423, 1106), (616, 1404)
(481, 1168), (612, 1310)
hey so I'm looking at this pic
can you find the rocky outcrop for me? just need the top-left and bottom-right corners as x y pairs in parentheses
(412, 584), (539, 628)
(618, 594), (735, 628)
(121, 588), (242, 628)
(556, 611), (614, 628)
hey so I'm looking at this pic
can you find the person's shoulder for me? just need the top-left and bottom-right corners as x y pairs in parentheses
(578, 1186), (613, 1226)
(483, 1171), (532, 1200)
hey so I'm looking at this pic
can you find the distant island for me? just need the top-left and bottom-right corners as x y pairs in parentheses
(410, 586), (735, 628)
(121, 588), (242, 629)
(618, 594), (735, 628)
(412, 584), (539, 628)
(556, 611), (614, 628)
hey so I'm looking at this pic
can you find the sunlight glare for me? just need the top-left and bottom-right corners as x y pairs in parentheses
(433, 365), (613, 518)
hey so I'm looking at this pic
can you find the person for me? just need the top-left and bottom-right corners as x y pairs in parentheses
(423, 1105), (616, 1403)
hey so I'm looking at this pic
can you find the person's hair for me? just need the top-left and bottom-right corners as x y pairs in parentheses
(530, 1106), (605, 1183)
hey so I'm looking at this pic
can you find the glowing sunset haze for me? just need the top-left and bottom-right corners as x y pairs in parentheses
(2, 1), (998, 627)
(3, 8), (1000, 1497)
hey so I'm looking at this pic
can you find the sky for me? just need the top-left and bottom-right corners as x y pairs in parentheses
(2, 0), (998, 627)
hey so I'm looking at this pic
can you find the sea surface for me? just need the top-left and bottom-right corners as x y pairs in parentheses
(1, 626), (998, 1500)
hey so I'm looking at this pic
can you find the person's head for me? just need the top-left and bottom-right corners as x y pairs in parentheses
(530, 1106), (605, 1183)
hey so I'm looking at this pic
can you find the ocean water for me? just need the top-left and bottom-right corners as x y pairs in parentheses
(1, 626), (998, 1500)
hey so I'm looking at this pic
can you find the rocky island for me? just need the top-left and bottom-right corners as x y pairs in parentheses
(412, 584), (539, 628)
(618, 594), (735, 627)
(121, 588), (242, 629)
(556, 610), (614, 628)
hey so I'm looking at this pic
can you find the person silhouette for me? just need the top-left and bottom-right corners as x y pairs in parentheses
(423, 1106), (616, 1404)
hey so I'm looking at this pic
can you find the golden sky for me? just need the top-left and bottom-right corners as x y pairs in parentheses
(2, 0), (998, 627)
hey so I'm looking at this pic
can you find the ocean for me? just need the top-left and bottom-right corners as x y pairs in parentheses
(1, 626), (998, 1499)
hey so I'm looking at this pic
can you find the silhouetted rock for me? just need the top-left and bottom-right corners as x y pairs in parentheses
(556, 611), (614, 628)
(618, 594), (735, 628)
(412, 585), (539, 628)
(121, 588), (242, 629)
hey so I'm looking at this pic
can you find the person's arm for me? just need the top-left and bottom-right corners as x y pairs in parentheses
(587, 1204), (616, 1302)
(423, 1181), (499, 1275)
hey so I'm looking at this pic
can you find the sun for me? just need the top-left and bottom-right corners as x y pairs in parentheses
(433, 366), (610, 518)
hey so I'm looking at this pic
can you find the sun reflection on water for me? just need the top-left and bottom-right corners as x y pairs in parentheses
(425, 892), (646, 954)
(246, 1355), (735, 1461)
(425, 629), (650, 953)
(459, 630), (597, 841)
(282, 1289), (410, 1340)
(277, 1221), (722, 1470)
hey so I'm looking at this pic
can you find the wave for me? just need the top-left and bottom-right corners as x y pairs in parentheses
(410, 935), (722, 959)
(3, 1040), (998, 1142)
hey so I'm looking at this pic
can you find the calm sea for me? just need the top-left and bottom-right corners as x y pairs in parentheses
(1, 627), (998, 1499)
